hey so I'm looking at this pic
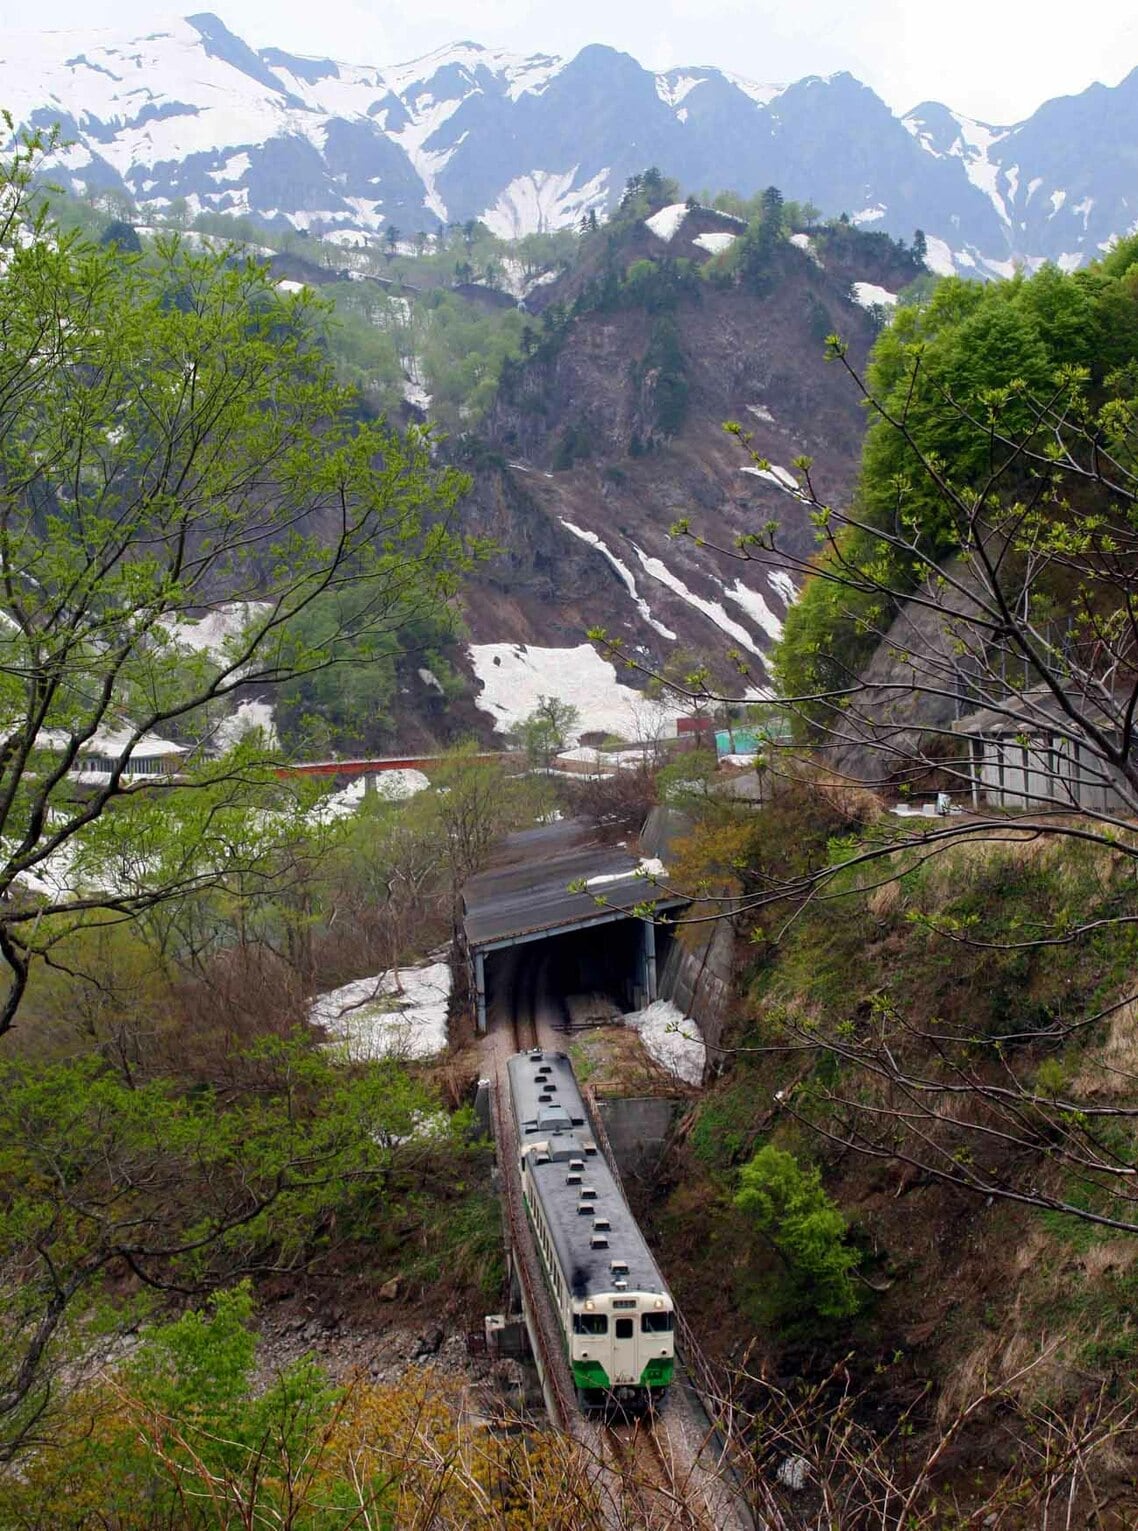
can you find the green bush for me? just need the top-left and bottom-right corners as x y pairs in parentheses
(735, 1144), (860, 1323)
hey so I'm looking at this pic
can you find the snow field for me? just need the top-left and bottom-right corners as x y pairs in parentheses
(313, 961), (451, 1062)
(469, 642), (680, 743)
(623, 999), (705, 1086)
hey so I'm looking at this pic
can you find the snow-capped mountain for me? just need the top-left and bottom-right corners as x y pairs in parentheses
(4, 13), (1137, 274)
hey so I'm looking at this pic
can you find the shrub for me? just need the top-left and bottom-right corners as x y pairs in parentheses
(735, 1144), (860, 1323)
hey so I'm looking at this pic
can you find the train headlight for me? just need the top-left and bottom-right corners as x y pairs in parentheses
(654, 1299), (664, 1309)
(585, 1300), (595, 1311)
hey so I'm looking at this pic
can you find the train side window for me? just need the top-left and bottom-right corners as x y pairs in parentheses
(641, 1312), (674, 1333)
(573, 1313), (608, 1335)
(614, 1318), (634, 1340)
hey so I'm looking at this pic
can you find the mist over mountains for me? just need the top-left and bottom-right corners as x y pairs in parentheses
(3, 12), (1137, 277)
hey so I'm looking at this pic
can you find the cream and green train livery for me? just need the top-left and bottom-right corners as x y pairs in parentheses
(506, 1049), (675, 1409)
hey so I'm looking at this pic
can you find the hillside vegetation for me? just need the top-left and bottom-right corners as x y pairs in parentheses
(775, 235), (1138, 716)
(655, 776), (1138, 1522)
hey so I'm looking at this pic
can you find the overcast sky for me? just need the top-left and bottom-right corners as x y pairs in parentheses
(3, 0), (1137, 123)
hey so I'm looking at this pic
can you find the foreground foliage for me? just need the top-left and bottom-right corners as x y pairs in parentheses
(0, 126), (470, 1034)
(0, 1287), (602, 1529)
(0, 1036), (479, 1457)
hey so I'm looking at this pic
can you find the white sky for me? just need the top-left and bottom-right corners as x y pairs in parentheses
(2, 0), (1136, 123)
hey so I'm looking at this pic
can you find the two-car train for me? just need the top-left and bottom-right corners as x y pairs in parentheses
(505, 1048), (675, 1411)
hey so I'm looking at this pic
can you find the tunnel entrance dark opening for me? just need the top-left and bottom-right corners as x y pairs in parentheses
(484, 918), (670, 1030)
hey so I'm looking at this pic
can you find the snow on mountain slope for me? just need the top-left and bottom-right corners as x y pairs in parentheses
(3, 16), (1138, 272)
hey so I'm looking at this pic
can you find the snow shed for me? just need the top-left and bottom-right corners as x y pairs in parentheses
(460, 820), (685, 1032)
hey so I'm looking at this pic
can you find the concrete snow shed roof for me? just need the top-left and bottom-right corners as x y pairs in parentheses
(462, 819), (682, 951)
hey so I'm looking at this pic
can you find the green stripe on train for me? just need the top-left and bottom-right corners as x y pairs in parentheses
(641, 1358), (675, 1388)
(571, 1359), (610, 1388)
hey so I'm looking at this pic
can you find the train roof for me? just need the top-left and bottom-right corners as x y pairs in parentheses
(507, 1049), (669, 1303)
(507, 1049), (588, 1139)
(529, 1141), (669, 1301)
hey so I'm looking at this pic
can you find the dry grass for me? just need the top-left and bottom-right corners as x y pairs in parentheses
(1070, 998), (1138, 1100)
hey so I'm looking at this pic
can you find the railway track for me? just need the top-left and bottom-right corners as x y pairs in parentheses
(602, 1416), (716, 1531)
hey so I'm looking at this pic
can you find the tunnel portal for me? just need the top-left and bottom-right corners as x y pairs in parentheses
(461, 821), (685, 1033)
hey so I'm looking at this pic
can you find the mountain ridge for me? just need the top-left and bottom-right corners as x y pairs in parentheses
(3, 14), (1137, 276)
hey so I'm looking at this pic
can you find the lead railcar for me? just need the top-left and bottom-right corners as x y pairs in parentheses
(506, 1048), (675, 1410)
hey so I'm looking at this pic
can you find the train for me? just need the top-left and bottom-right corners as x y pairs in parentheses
(505, 1047), (675, 1411)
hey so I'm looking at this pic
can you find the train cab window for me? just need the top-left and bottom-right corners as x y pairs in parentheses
(614, 1318), (634, 1340)
(642, 1312), (674, 1333)
(573, 1313), (608, 1335)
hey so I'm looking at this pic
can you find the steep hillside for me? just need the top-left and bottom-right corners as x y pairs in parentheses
(452, 205), (903, 703)
(6, 15), (1138, 276)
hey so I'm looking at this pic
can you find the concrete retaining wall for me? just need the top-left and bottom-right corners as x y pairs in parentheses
(594, 1095), (681, 1179)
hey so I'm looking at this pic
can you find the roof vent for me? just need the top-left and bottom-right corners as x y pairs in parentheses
(580, 1186), (598, 1200)
(566, 1171), (582, 1185)
(569, 1158), (585, 1172)
(593, 1217), (611, 1231)
(529, 1049), (543, 1061)
(535, 1152), (551, 1164)
(577, 1202), (595, 1217)
(610, 1259), (629, 1274)
(591, 1233), (609, 1249)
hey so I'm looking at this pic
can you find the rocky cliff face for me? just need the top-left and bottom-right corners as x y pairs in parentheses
(452, 216), (902, 694)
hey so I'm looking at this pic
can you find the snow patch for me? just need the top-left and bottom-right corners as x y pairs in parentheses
(722, 579), (783, 640)
(740, 462), (805, 499)
(693, 230), (736, 254)
(768, 570), (798, 605)
(623, 999), (704, 1086)
(922, 234), (957, 277)
(469, 642), (679, 742)
(213, 700), (278, 751)
(313, 962), (451, 1061)
(722, 71), (785, 107)
(851, 205), (886, 225)
(851, 280), (898, 310)
(586, 856), (665, 890)
(559, 519), (677, 640)
(644, 203), (690, 242)
(480, 166), (609, 239)
(747, 403), (776, 424)
(630, 545), (766, 658)
(655, 72), (705, 108)
(163, 602), (272, 665)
